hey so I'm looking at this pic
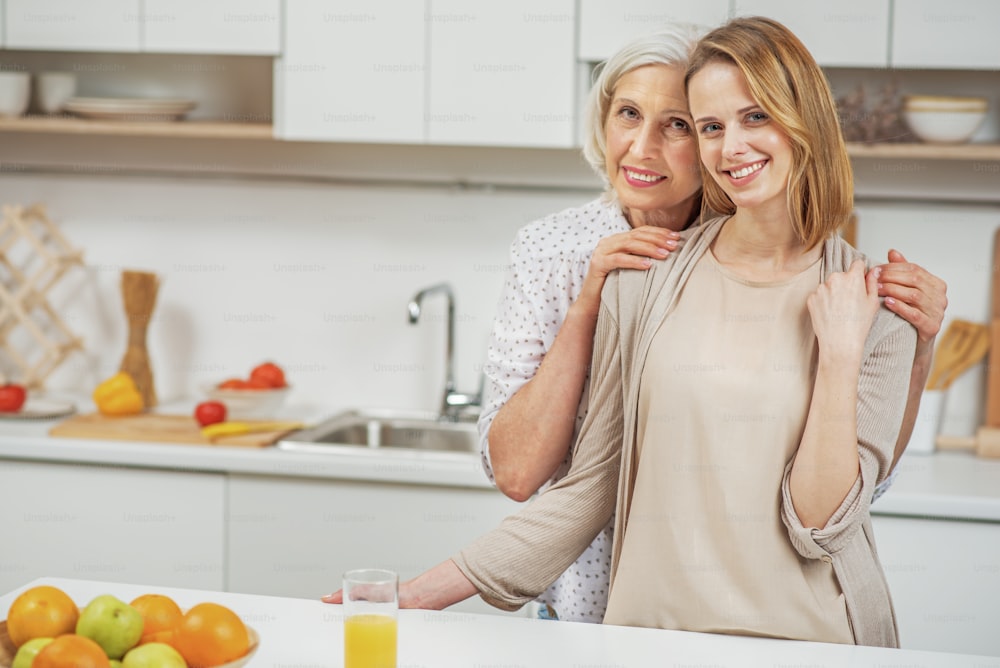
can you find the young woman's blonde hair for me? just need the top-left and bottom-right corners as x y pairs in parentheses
(685, 16), (853, 248)
(583, 23), (705, 194)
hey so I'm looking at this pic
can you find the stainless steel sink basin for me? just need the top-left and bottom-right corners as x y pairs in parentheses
(278, 409), (479, 454)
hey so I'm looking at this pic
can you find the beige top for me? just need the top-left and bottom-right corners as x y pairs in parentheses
(603, 251), (852, 643)
(453, 216), (915, 647)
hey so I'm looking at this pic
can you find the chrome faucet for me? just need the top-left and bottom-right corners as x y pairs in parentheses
(407, 282), (480, 420)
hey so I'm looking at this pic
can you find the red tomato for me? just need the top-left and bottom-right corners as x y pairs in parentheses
(219, 378), (249, 390)
(245, 377), (272, 390)
(0, 383), (27, 412)
(194, 400), (227, 426)
(250, 362), (286, 388)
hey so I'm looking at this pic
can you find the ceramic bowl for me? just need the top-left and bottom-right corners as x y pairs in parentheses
(203, 383), (290, 419)
(0, 72), (31, 117)
(903, 95), (988, 144)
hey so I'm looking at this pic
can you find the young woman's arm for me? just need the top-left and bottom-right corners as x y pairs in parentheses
(791, 260), (882, 528)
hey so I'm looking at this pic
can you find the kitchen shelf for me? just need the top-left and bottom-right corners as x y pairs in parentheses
(0, 115), (273, 140)
(846, 142), (1000, 161)
(0, 117), (996, 160)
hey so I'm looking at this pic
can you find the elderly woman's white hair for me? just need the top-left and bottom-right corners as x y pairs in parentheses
(582, 23), (706, 194)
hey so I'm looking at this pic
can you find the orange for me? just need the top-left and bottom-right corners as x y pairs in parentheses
(171, 602), (250, 668)
(33, 634), (111, 668)
(5, 585), (79, 648)
(129, 593), (183, 645)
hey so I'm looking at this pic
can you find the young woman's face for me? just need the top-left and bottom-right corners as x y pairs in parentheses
(687, 61), (793, 219)
(604, 64), (702, 228)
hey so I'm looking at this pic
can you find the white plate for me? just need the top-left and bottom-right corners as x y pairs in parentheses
(0, 398), (76, 420)
(64, 97), (197, 121)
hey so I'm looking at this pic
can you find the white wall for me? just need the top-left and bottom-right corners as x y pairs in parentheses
(857, 201), (1000, 437)
(0, 171), (588, 416)
(0, 151), (997, 434)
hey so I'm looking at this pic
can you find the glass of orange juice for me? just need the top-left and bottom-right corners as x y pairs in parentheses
(343, 568), (398, 668)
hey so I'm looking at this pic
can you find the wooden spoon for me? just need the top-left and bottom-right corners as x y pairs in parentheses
(926, 320), (979, 390)
(938, 322), (989, 390)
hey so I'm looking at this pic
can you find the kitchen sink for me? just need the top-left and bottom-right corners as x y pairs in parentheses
(277, 409), (479, 455)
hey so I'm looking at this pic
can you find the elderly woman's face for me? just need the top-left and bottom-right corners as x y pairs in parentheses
(604, 64), (702, 228)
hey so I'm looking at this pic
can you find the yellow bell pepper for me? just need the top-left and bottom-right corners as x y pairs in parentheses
(93, 372), (144, 416)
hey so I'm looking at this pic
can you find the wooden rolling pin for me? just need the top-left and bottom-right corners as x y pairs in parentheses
(936, 429), (1000, 458)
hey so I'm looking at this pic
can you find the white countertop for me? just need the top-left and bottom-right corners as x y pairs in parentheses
(0, 402), (494, 489)
(2, 403), (1000, 519)
(2, 577), (996, 666)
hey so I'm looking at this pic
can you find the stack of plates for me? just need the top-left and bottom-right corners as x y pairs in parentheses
(64, 97), (197, 122)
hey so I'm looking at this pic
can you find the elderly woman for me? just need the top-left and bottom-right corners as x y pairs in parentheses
(468, 24), (945, 625)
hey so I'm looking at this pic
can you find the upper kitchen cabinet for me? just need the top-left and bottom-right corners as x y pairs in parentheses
(734, 0), (890, 67)
(277, 0), (425, 143)
(142, 0), (281, 56)
(427, 0), (576, 148)
(5, 0), (140, 52)
(577, 0), (728, 62)
(892, 0), (1000, 69)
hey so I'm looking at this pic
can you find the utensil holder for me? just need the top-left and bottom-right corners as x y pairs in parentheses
(910, 389), (946, 455)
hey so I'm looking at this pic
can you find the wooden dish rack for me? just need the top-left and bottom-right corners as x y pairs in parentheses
(0, 204), (84, 388)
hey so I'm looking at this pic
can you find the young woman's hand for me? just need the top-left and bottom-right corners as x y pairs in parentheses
(871, 249), (947, 346)
(807, 259), (881, 362)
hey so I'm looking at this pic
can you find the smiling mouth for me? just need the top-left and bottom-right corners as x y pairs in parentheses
(726, 161), (766, 179)
(623, 168), (666, 184)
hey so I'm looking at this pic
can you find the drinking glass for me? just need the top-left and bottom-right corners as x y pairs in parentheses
(343, 568), (398, 668)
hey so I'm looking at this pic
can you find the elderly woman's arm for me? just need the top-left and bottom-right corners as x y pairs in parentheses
(485, 226), (679, 501)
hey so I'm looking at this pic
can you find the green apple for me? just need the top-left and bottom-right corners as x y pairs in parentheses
(122, 642), (186, 668)
(76, 594), (144, 660)
(111, 662), (123, 668)
(11, 637), (53, 668)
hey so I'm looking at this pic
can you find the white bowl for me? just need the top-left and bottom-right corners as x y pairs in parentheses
(903, 107), (987, 144)
(202, 383), (290, 419)
(0, 72), (30, 117)
(902, 95), (988, 144)
(903, 94), (987, 113)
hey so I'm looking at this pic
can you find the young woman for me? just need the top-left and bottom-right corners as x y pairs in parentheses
(472, 23), (945, 624)
(377, 17), (916, 647)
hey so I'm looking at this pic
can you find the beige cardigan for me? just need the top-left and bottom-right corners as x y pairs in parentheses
(453, 215), (916, 648)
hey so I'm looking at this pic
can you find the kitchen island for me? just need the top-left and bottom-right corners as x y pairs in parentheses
(1, 405), (999, 655)
(1, 577), (997, 667)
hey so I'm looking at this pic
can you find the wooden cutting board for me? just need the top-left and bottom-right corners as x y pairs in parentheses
(49, 413), (298, 447)
(987, 228), (1000, 427)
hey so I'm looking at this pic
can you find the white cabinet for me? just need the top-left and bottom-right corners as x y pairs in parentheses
(226, 473), (524, 616)
(577, 0), (729, 62)
(892, 0), (1000, 69)
(427, 0), (576, 148)
(872, 514), (1000, 656)
(5, 0), (140, 52)
(733, 0), (890, 67)
(0, 460), (226, 594)
(143, 0), (281, 55)
(4, 0), (280, 55)
(277, 0), (425, 143)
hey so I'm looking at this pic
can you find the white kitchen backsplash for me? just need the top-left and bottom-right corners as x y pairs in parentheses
(855, 201), (1000, 438)
(0, 171), (996, 439)
(0, 172), (588, 415)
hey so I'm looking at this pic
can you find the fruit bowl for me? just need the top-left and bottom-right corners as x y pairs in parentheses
(0, 620), (259, 667)
(203, 383), (290, 419)
(902, 95), (988, 144)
